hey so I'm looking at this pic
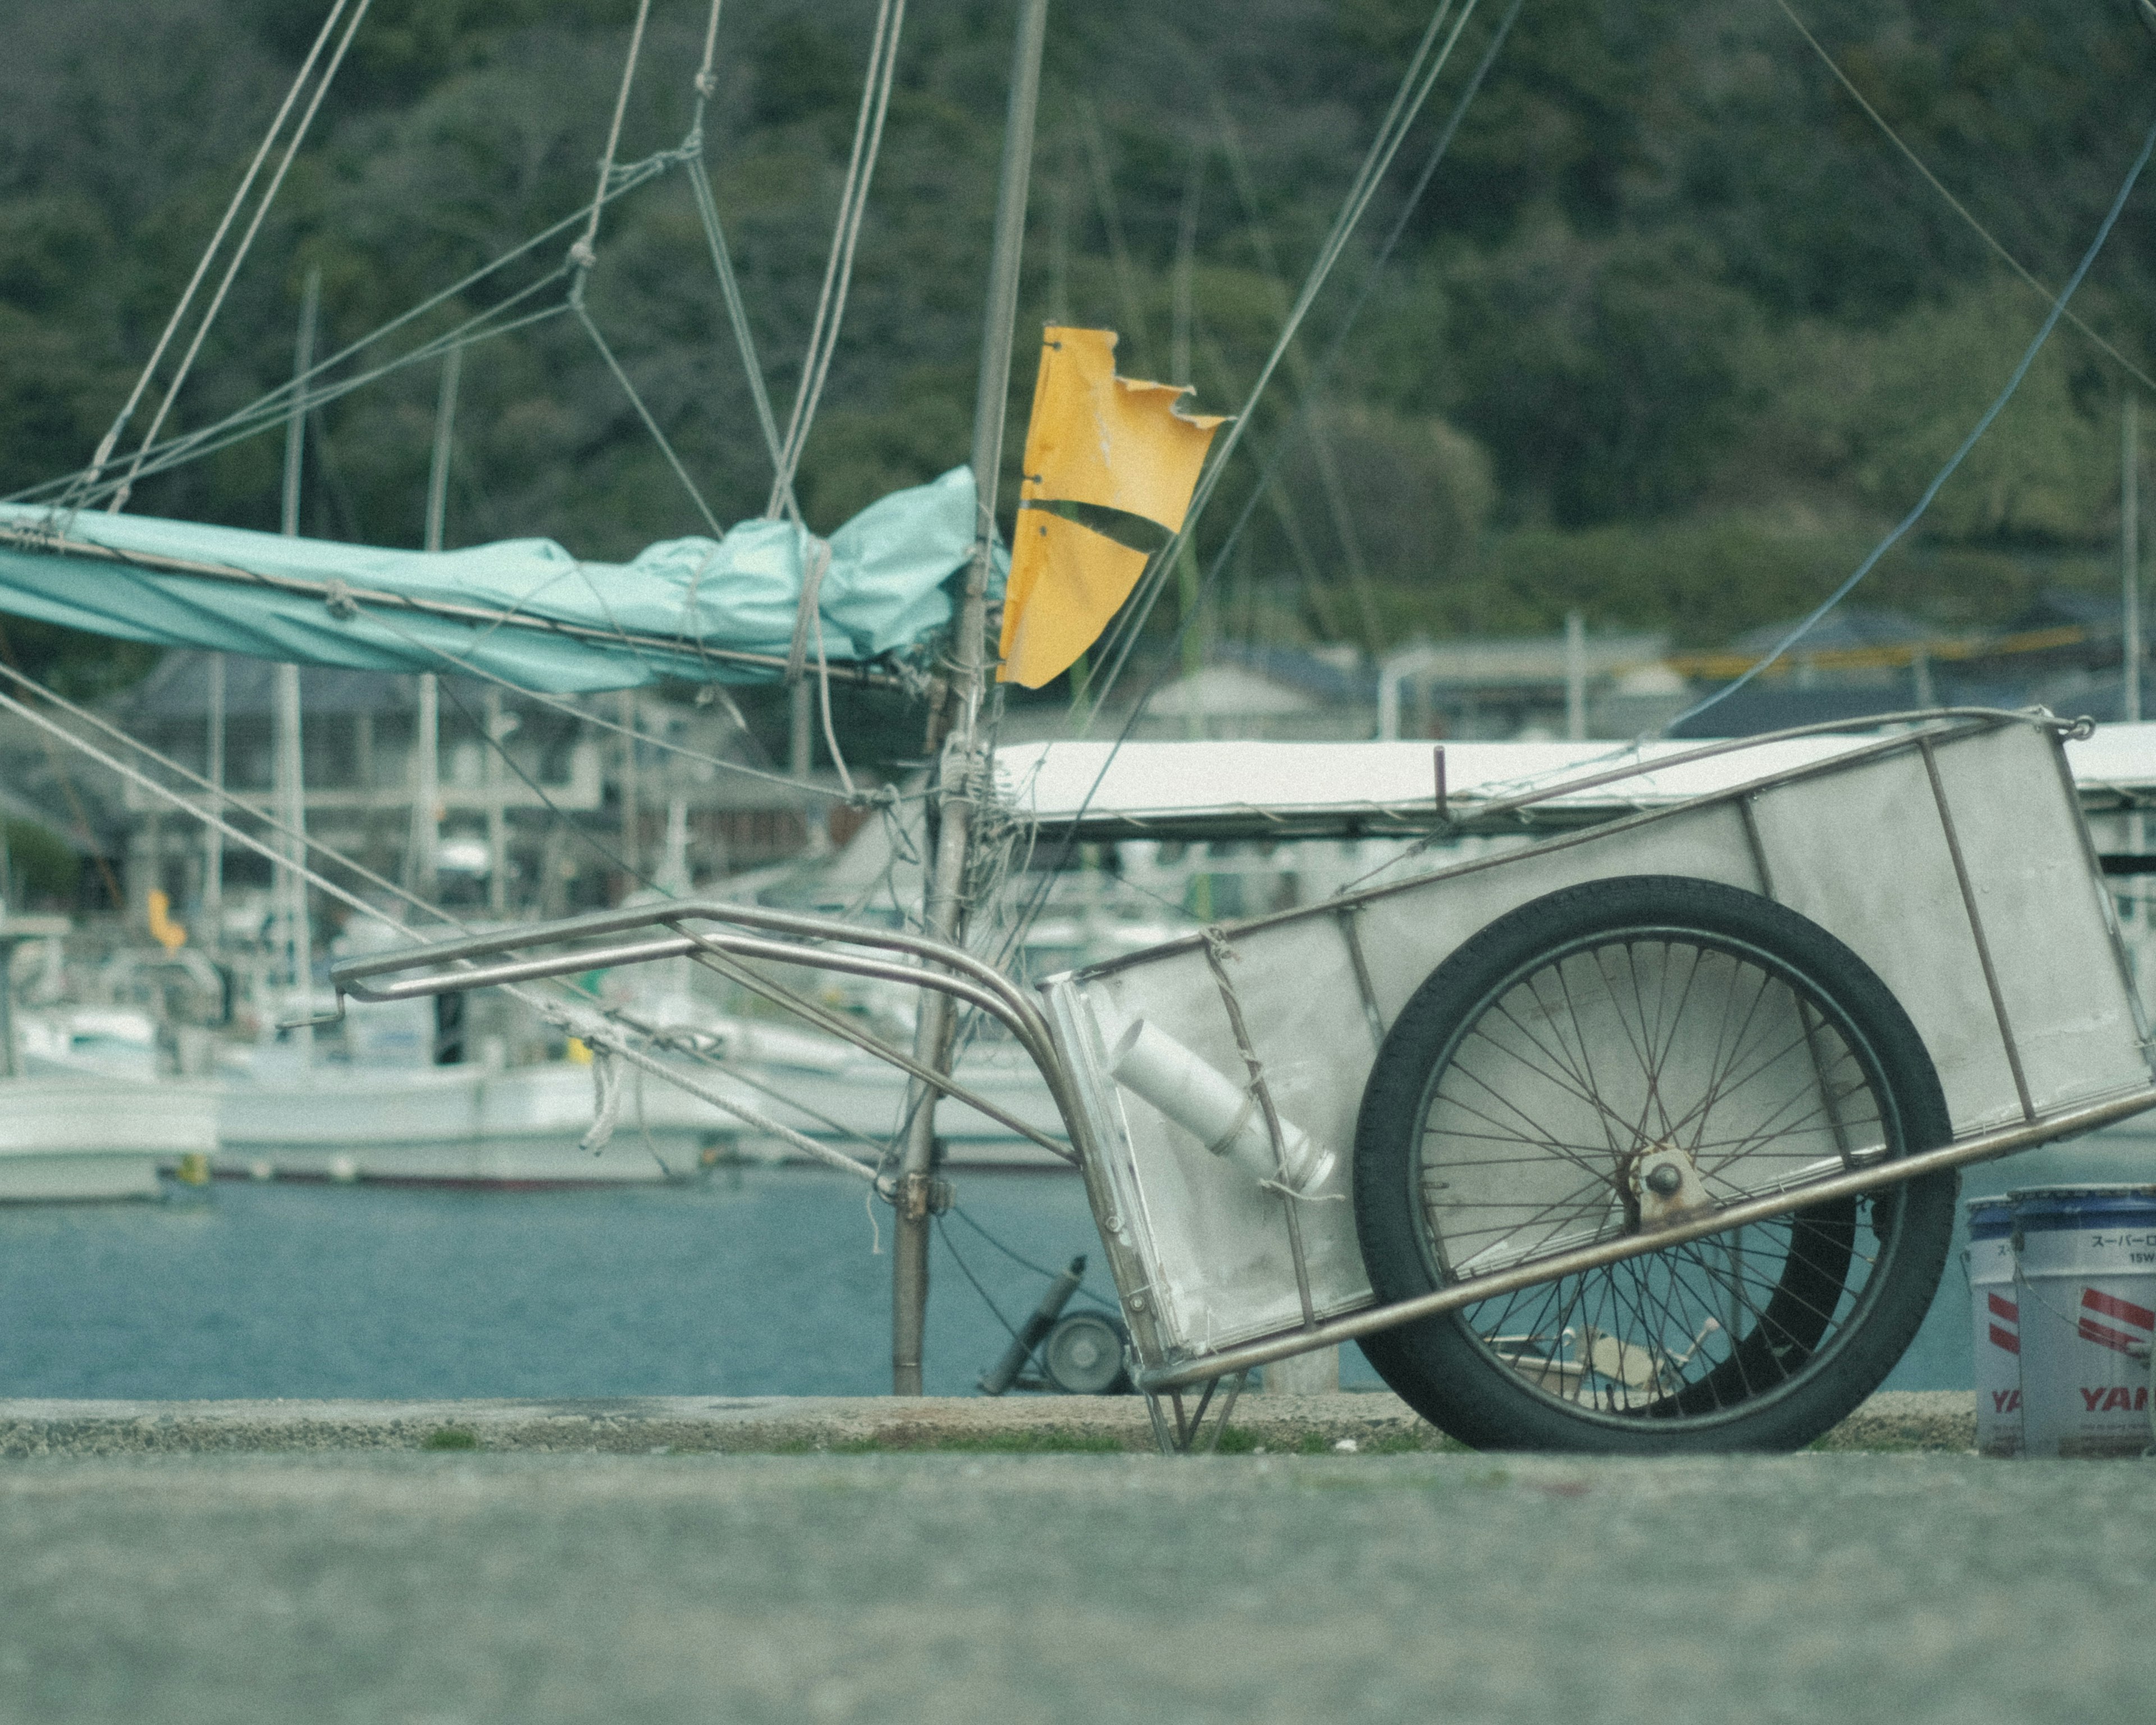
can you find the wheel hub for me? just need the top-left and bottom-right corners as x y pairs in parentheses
(1633, 1145), (1712, 1229)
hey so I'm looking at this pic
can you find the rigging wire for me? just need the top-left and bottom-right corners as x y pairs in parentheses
(947, 1202), (1118, 1312)
(1073, 0), (1481, 729)
(567, 0), (655, 286)
(0, 664), (880, 1179)
(107, 0), (378, 515)
(76, 0), (357, 505)
(573, 302), (730, 537)
(764, 0), (907, 522)
(1668, 108), (2156, 734)
(683, 0), (787, 480)
(1771, 0), (2156, 396)
(981, 0), (1525, 981)
(933, 1211), (1026, 1345)
(8, 143), (686, 510)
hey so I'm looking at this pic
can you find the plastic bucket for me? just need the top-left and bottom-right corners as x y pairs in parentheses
(2010, 1185), (2156, 1459)
(1966, 1196), (2020, 1457)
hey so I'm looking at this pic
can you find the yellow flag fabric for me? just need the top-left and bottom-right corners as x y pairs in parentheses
(1016, 327), (1226, 530)
(997, 327), (1225, 688)
(999, 510), (1152, 689)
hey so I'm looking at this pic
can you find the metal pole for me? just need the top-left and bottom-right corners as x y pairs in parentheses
(2125, 392), (2141, 725)
(1564, 609), (1586, 741)
(410, 349), (457, 901)
(892, 0), (1050, 1396)
(485, 684), (508, 916)
(202, 651), (223, 953)
(2127, 393), (2145, 937)
(408, 671), (438, 899)
(424, 347), (460, 555)
(618, 690), (641, 881)
(788, 678), (812, 780)
(277, 267), (318, 1063)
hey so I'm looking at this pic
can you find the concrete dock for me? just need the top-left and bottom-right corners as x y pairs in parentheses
(5, 1392), (2148, 1724)
(0, 1388), (1973, 1458)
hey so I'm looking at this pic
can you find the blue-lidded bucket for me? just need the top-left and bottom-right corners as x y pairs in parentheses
(2009, 1185), (2156, 1458)
(1967, 1196), (2020, 1456)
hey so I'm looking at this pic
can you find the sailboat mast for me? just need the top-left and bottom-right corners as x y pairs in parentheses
(890, 0), (1050, 1395)
(202, 650), (223, 954)
(276, 267), (319, 1062)
(409, 348), (458, 901)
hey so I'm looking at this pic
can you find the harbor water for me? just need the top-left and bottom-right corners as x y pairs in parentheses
(3, 1126), (2152, 1403)
(0, 1169), (1121, 1402)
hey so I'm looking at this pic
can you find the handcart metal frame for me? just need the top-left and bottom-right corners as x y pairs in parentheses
(330, 708), (2156, 1453)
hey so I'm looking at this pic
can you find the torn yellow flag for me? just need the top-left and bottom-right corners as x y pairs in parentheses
(1000, 510), (1152, 690)
(997, 327), (1226, 688)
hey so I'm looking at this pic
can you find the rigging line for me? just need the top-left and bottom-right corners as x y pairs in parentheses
(986, 0), (1523, 972)
(13, 145), (681, 508)
(352, 603), (869, 801)
(693, 0), (726, 85)
(812, 610), (858, 797)
(101, 290), (570, 504)
(764, 0), (906, 519)
(76, 0), (354, 503)
(1075, 0), (1510, 728)
(0, 659), (483, 942)
(0, 657), (844, 1137)
(688, 162), (787, 477)
(934, 1213), (1027, 1345)
(21, 277), (574, 510)
(1073, 0), (1481, 732)
(1770, 0), (2156, 397)
(1076, 101), (1154, 360)
(0, 682), (450, 949)
(573, 302), (728, 537)
(947, 1203), (1119, 1311)
(1080, 0), (1477, 714)
(0, 667), (869, 1172)
(1668, 108), (2156, 734)
(677, 43), (768, 482)
(108, 0), (377, 515)
(0, 631), (129, 912)
(568, 0), (655, 286)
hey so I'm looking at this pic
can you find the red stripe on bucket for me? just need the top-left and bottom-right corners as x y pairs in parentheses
(1988, 1292), (2017, 1324)
(2080, 1287), (2155, 1331)
(2077, 1316), (2145, 1356)
(1988, 1323), (2020, 1354)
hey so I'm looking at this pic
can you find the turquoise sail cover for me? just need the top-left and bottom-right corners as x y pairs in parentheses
(0, 466), (994, 692)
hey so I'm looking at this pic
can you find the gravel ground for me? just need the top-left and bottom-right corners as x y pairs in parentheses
(2, 1446), (2150, 1725)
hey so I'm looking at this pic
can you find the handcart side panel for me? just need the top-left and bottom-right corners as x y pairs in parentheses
(1053, 808), (1766, 1360)
(1923, 724), (2154, 1115)
(1049, 716), (2155, 1374)
(1082, 915), (1373, 1355)
(1347, 806), (1760, 1029)
(1743, 746), (2025, 1131)
(1749, 724), (2151, 1133)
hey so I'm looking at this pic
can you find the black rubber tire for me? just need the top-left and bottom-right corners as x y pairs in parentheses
(1352, 875), (1958, 1454)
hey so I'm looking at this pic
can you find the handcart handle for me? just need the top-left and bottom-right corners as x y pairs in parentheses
(328, 897), (1100, 1166)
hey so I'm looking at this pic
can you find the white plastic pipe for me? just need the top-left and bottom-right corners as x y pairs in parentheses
(1109, 1018), (1335, 1193)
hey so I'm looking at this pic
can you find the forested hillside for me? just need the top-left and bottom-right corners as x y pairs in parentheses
(3, 0), (2154, 707)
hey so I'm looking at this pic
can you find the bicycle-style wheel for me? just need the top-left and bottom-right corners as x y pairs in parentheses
(1352, 875), (1957, 1453)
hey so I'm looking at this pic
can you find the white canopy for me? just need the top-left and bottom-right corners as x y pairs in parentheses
(992, 719), (2156, 842)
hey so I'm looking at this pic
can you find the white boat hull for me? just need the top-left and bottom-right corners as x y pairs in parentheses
(216, 1043), (1072, 1184)
(0, 1076), (218, 1202)
(218, 1062), (710, 1185)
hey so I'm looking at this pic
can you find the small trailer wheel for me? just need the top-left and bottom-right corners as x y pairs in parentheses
(1041, 1310), (1132, 1395)
(1352, 874), (1958, 1454)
